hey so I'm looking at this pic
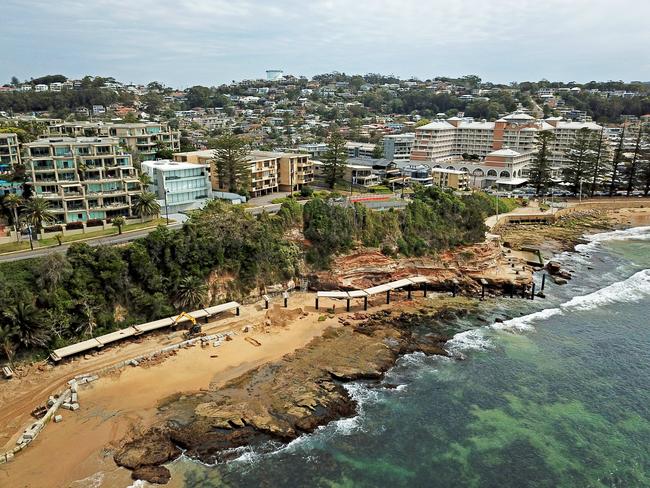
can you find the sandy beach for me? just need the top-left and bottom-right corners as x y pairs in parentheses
(0, 294), (346, 488)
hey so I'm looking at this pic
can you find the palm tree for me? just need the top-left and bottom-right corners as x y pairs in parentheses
(0, 324), (18, 368)
(112, 215), (126, 235)
(4, 300), (50, 349)
(3, 193), (22, 241)
(23, 197), (55, 235)
(174, 276), (208, 310)
(132, 192), (161, 223)
(138, 172), (153, 191)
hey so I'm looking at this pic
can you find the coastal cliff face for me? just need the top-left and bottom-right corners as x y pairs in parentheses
(309, 240), (533, 294)
(114, 302), (477, 484)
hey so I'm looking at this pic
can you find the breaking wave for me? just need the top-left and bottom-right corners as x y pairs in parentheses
(576, 226), (650, 253)
(491, 308), (563, 332)
(446, 329), (493, 353)
(488, 268), (650, 333)
(562, 269), (650, 311)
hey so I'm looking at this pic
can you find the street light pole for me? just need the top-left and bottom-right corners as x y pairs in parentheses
(27, 224), (34, 251)
(164, 189), (170, 225)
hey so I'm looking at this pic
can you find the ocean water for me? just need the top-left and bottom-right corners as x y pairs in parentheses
(170, 226), (650, 488)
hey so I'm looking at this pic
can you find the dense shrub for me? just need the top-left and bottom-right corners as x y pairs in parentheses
(300, 185), (314, 198)
(65, 221), (84, 230)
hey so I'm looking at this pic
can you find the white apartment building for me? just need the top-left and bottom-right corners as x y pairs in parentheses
(345, 141), (376, 159)
(24, 137), (141, 223)
(383, 133), (415, 163)
(410, 112), (603, 186)
(297, 143), (330, 159)
(141, 160), (212, 213)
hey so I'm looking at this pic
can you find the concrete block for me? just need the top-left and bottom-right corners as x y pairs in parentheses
(70, 382), (78, 393)
(87, 376), (98, 383)
(71, 393), (78, 403)
(47, 396), (55, 407)
(70, 403), (80, 411)
(0, 454), (6, 464)
(61, 403), (73, 410)
(22, 432), (34, 441)
(5, 452), (13, 462)
(54, 415), (63, 423)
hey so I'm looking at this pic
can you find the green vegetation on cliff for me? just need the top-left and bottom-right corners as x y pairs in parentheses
(0, 189), (498, 363)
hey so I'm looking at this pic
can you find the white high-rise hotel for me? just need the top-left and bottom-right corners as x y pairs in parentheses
(410, 112), (602, 186)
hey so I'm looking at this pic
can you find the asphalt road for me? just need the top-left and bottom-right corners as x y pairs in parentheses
(0, 222), (183, 263)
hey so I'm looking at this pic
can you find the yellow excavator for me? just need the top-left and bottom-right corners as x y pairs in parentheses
(173, 311), (203, 338)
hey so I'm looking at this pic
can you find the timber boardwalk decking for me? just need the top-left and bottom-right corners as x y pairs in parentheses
(50, 302), (241, 362)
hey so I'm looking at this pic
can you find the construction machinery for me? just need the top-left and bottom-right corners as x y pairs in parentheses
(173, 311), (203, 338)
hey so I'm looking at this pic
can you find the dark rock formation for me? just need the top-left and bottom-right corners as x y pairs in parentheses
(114, 304), (470, 483)
(131, 466), (172, 484)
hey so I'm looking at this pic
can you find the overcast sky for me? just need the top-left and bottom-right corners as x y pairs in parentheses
(3, 0), (650, 87)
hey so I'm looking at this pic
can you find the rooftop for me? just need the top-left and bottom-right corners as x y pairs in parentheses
(142, 159), (208, 171)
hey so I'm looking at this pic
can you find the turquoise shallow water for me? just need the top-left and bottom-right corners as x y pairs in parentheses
(171, 227), (650, 488)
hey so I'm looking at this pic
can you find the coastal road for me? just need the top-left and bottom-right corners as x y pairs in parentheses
(0, 222), (183, 263)
(0, 197), (407, 262)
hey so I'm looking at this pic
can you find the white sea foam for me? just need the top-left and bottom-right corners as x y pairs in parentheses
(446, 328), (493, 353)
(488, 268), (650, 334)
(561, 269), (650, 311)
(576, 226), (650, 253)
(125, 480), (146, 488)
(70, 472), (105, 488)
(231, 446), (264, 465)
(491, 307), (563, 332)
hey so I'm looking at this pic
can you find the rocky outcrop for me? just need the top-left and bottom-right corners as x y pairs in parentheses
(546, 260), (572, 280)
(114, 430), (180, 484)
(309, 242), (533, 296)
(131, 466), (172, 485)
(114, 303), (471, 482)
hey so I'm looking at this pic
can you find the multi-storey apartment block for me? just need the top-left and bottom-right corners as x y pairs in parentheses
(24, 137), (141, 223)
(172, 149), (314, 197)
(410, 112), (603, 186)
(383, 134), (415, 163)
(46, 121), (180, 160)
(141, 160), (212, 213)
(430, 168), (470, 190)
(276, 152), (314, 192)
(0, 132), (21, 169)
(345, 142), (376, 159)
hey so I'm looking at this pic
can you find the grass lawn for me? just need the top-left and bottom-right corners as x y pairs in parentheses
(122, 218), (170, 232)
(0, 240), (32, 253)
